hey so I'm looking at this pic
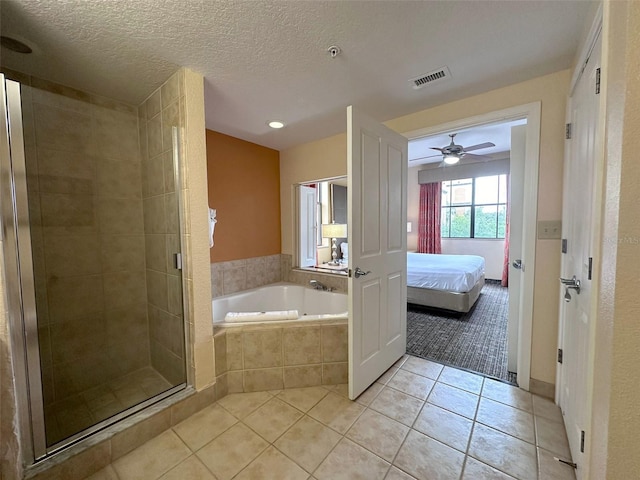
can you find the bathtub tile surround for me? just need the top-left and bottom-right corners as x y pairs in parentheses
(210, 253), (348, 298)
(214, 322), (349, 393)
(87, 358), (574, 480)
(210, 254), (282, 297)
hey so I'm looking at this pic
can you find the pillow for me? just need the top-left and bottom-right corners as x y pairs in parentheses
(340, 243), (349, 260)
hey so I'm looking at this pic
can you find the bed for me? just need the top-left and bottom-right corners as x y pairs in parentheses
(407, 252), (485, 313)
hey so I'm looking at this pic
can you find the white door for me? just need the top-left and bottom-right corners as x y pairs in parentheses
(557, 32), (601, 477)
(507, 125), (526, 372)
(298, 185), (317, 267)
(347, 106), (408, 399)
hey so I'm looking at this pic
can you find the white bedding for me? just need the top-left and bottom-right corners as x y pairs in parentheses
(407, 253), (485, 293)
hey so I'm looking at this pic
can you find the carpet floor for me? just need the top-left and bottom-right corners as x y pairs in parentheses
(406, 280), (516, 384)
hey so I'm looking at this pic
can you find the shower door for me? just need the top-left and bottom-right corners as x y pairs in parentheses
(1, 72), (188, 459)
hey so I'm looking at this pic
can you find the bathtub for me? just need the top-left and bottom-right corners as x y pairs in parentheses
(212, 282), (348, 326)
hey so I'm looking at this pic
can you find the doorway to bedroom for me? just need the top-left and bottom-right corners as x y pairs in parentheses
(404, 117), (529, 385)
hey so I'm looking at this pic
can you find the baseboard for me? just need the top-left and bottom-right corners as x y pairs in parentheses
(529, 378), (555, 399)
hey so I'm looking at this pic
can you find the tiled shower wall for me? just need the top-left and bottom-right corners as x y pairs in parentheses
(138, 71), (186, 385)
(18, 77), (149, 406)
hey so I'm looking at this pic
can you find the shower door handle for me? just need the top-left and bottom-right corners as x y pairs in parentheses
(174, 253), (182, 270)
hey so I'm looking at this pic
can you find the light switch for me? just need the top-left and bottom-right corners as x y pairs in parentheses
(538, 220), (562, 239)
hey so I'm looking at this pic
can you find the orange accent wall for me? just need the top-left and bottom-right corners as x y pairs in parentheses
(206, 130), (281, 263)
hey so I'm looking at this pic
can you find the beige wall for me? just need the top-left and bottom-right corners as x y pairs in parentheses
(590, 1), (640, 477)
(280, 70), (570, 386)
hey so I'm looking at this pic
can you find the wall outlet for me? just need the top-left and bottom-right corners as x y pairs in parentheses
(538, 220), (562, 239)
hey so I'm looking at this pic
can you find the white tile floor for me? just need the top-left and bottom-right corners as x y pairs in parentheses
(86, 355), (576, 480)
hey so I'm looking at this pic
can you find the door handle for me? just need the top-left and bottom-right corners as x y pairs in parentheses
(512, 259), (522, 270)
(354, 267), (371, 278)
(560, 275), (581, 302)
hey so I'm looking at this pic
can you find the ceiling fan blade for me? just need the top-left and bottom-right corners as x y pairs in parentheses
(461, 153), (493, 161)
(409, 153), (442, 162)
(463, 142), (495, 152)
(429, 147), (444, 152)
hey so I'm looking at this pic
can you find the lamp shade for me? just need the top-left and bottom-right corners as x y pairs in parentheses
(321, 223), (347, 238)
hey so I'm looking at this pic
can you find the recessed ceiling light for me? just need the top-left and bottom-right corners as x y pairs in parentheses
(0, 36), (32, 54)
(268, 121), (284, 129)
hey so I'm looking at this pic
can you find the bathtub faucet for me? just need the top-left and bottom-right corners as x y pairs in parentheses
(310, 279), (331, 291)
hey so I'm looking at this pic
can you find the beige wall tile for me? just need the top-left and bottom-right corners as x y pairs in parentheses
(163, 150), (176, 193)
(36, 147), (95, 180)
(283, 326), (322, 366)
(162, 101), (180, 152)
(38, 173), (94, 195)
(244, 368), (284, 392)
(146, 155), (165, 197)
(145, 234), (167, 273)
(47, 274), (103, 322)
(31, 85), (92, 114)
(167, 275), (183, 316)
(34, 103), (93, 153)
(161, 71), (183, 108)
(50, 313), (105, 364)
(98, 197), (144, 234)
(97, 159), (142, 199)
(44, 234), (101, 277)
(40, 193), (95, 229)
(146, 90), (161, 120)
(227, 371), (243, 393)
(322, 363), (348, 385)
(214, 333), (227, 376)
(226, 331), (243, 370)
(92, 108), (139, 161)
(243, 329), (283, 369)
(143, 196), (167, 234)
(104, 270), (147, 310)
(322, 325), (348, 362)
(150, 340), (186, 385)
(283, 365), (323, 389)
(101, 235), (146, 273)
(222, 267), (247, 295)
(146, 270), (168, 310)
(147, 115), (163, 158)
(165, 193), (179, 234)
(150, 309), (185, 358)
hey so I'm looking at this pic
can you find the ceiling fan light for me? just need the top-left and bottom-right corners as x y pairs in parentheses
(443, 154), (460, 165)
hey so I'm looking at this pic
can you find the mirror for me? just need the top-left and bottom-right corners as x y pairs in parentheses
(297, 176), (348, 274)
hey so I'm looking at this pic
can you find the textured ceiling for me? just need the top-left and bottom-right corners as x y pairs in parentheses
(0, 0), (596, 151)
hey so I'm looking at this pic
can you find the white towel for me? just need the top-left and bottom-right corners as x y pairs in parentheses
(209, 208), (217, 248)
(224, 310), (299, 322)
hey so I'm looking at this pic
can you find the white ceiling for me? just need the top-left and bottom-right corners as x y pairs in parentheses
(0, 0), (596, 151)
(409, 118), (527, 166)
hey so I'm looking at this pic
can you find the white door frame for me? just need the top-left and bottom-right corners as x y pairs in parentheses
(402, 102), (541, 391)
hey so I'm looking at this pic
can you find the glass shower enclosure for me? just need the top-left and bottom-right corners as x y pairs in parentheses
(1, 72), (188, 459)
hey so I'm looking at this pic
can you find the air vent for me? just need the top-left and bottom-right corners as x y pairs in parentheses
(409, 66), (452, 90)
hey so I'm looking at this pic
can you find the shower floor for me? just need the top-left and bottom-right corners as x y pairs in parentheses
(44, 366), (173, 446)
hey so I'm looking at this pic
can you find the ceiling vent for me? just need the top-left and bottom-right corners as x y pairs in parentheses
(409, 66), (452, 90)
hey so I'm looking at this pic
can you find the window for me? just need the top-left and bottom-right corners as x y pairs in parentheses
(441, 174), (507, 239)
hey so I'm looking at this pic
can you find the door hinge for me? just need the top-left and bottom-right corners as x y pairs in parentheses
(558, 348), (563, 364)
(581, 430), (586, 453)
(595, 68), (601, 94)
(174, 253), (182, 270)
(565, 123), (572, 139)
(562, 239), (568, 254)
(588, 257), (593, 280)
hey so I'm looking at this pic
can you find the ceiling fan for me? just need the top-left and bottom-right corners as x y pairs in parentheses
(412, 133), (496, 165)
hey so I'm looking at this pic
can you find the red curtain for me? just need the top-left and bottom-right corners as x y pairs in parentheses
(418, 182), (442, 254)
(501, 175), (510, 287)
